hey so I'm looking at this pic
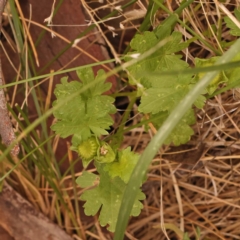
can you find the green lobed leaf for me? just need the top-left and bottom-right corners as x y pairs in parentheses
(126, 31), (189, 87)
(51, 67), (116, 140)
(103, 147), (140, 183)
(80, 163), (145, 232)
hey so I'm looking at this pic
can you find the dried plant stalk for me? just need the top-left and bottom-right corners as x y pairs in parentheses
(0, 0), (19, 155)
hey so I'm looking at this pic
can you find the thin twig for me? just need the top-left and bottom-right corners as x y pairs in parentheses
(0, 0), (19, 155)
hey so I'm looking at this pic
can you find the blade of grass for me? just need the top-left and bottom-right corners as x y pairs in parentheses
(139, 60), (240, 78)
(8, 0), (23, 48)
(3, 57), (240, 91)
(1, 58), (116, 89)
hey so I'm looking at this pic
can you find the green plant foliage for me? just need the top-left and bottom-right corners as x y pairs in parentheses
(138, 71), (193, 114)
(183, 232), (190, 240)
(126, 29), (202, 145)
(103, 147), (140, 183)
(79, 163), (145, 232)
(50, 4), (240, 237)
(51, 67), (116, 141)
(52, 67), (145, 230)
(196, 226), (201, 239)
(225, 53), (240, 86)
(191, 92), (206, 109)
(95, 142), (116, 163)
(194, 57), (228, 94)
(127, 31), (189, 88)
(222, 11), (240, 89)
(74, 137), (116, 167)
(182, 226), (201, 240)
(224, 7), (240, 36)
(150, 109), (195, 146)
(77, 137), (98, 160)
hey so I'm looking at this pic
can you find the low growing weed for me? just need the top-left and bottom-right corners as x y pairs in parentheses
(51, 4), (240, 237)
